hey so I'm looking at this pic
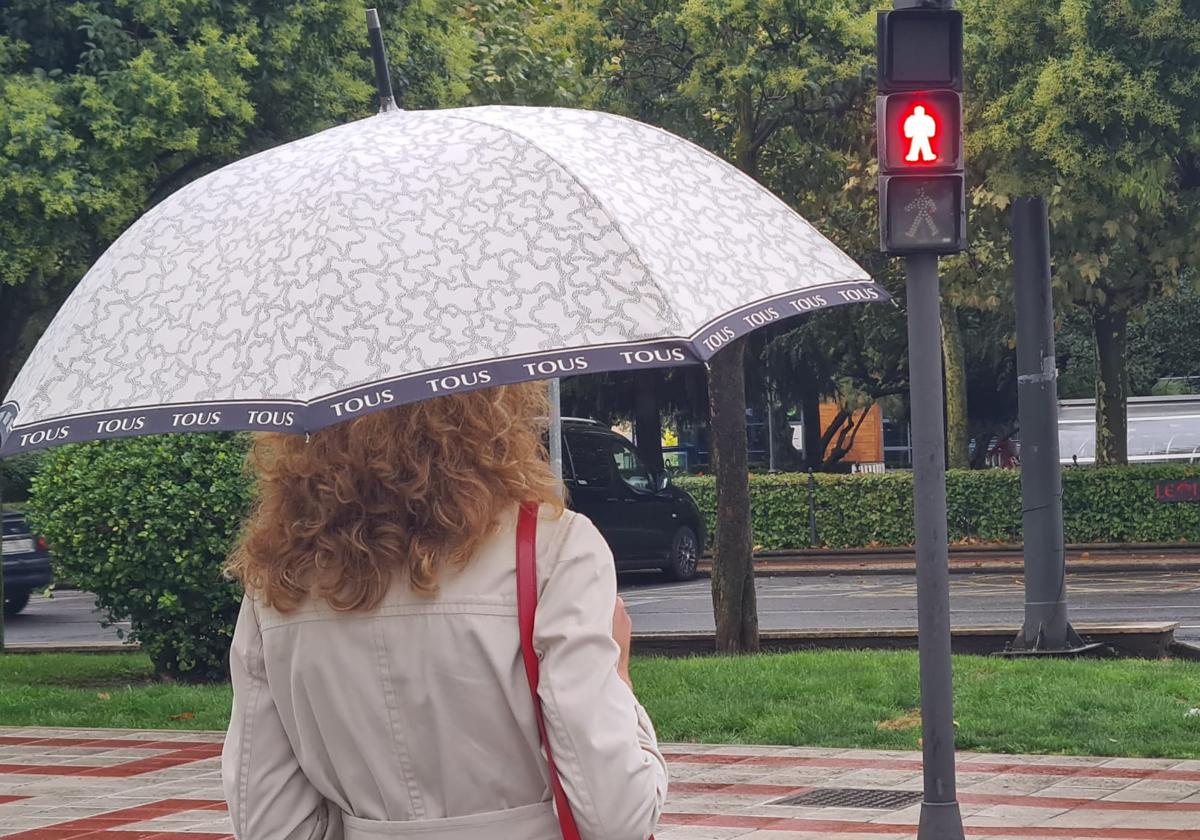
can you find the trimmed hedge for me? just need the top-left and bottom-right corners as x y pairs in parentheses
(676, 464), (1200, 550)
(26, 435), (252, 682)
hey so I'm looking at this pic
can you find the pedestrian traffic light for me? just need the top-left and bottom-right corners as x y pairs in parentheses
(877, 8), (966, 255)
(878, 92), (961, 172)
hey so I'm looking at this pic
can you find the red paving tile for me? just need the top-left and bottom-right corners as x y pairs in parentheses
(2, 800), (232, 840)
(0, 740), (222, 779)
(3, 730), (1198, 839)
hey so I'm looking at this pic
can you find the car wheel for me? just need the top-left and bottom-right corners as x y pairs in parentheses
(3, 588), (32, 617)
(666, 526), (699, 581)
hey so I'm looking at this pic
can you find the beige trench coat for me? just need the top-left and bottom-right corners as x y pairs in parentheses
(222, 506), (668, 840)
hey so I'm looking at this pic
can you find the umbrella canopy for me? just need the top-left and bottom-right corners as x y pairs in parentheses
(0, 106), (887, 458)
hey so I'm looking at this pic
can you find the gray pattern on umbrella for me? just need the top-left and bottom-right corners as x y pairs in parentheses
(1, 106), (885, 456)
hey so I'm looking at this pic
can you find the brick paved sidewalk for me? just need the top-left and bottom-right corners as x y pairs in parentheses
(2, 728), (1199, 839)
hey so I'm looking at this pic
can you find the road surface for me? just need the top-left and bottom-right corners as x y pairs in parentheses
(5, 590), (128, 646)
(619, 571), (1200, 642)
(5, 571), (1199, 646)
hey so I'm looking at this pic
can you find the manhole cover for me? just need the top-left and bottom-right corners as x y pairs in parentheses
(772, 788), (923, 809)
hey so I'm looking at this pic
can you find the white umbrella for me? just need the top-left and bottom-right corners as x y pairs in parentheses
(0, 105), (886, 457)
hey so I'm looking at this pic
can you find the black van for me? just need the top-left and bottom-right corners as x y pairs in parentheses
(560, 419), (704, 580)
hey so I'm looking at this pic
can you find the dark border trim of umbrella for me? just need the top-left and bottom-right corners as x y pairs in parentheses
(0, 280), (889, 457)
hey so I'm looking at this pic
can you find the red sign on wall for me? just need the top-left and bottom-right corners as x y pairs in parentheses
(1155, 479), (1200, 503)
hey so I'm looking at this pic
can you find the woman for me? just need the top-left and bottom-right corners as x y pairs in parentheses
(222, 383), (667, 840)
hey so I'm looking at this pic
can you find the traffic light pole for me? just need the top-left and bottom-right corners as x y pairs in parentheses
(885, 1), (966, 834)
(905, 255), (965, 840)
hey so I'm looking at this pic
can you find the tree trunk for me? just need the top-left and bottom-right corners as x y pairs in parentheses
(633, 370), (664, 475)
(699, 89), (761, 653)
(941, 302), (969, 469)
(1093, 307), (1129, 465)
(801, 390), (824, 469)
(707, 337), (759, 653)
(0, 283), (35, 398)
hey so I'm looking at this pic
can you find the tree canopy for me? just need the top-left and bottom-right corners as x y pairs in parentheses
(0, 0), (477, 393)
(965, 0), (1200, 462)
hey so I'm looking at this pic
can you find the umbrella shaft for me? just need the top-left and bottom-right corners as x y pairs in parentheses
(548, 379), (564, 493)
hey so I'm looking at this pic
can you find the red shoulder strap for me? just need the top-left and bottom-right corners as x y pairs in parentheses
(517, 502), (583, 840)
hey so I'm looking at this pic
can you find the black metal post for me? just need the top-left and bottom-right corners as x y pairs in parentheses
(905, 253), (965, 840)
(807, 468), (819, 547)
(1010, 197), (1087, 653)
(365, 9), (397, 112)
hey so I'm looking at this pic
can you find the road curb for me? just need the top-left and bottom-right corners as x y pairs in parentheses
(632, 622), (1180, 659)
(697, 560), (1200, 576)
(2, 642), (137, 654)
(697, 549), (1200, 577)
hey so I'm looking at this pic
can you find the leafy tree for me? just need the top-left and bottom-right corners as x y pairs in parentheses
(0, 0), (475, 395)
(1060, 280), (1200, 399)
(460, 0), (588, 105)
(563, 0), (881, 652)
(965, 0), (1200, 463)
(0, 0), (483, 646)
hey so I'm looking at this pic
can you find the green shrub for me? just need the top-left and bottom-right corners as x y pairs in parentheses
(27, 435), (252, 682)
(0, 452), (44, 503)
(677, 464), (1200, 550)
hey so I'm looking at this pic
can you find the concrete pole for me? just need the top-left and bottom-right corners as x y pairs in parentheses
(1011, 197), (1078, 651)
(905, 253), (965, 840)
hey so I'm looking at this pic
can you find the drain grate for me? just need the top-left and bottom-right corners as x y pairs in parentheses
(772, 787), (923, 809)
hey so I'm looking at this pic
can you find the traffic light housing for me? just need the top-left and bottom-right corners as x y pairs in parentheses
(877, 9), (966, 255)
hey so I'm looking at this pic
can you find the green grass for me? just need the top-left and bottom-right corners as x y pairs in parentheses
(0, 653), (231, 731)
(3, 651), (1200, 758)
(632, 650), (1200, 758)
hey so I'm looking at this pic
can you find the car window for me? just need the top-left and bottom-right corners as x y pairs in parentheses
(566, 434), (614, 486)
(611, 440), (653, 492)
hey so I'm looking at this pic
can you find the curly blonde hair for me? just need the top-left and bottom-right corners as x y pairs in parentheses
(227, 383), (563, 612)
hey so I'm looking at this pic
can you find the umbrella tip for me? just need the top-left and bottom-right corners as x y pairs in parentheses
(365, 8), (398, 113)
